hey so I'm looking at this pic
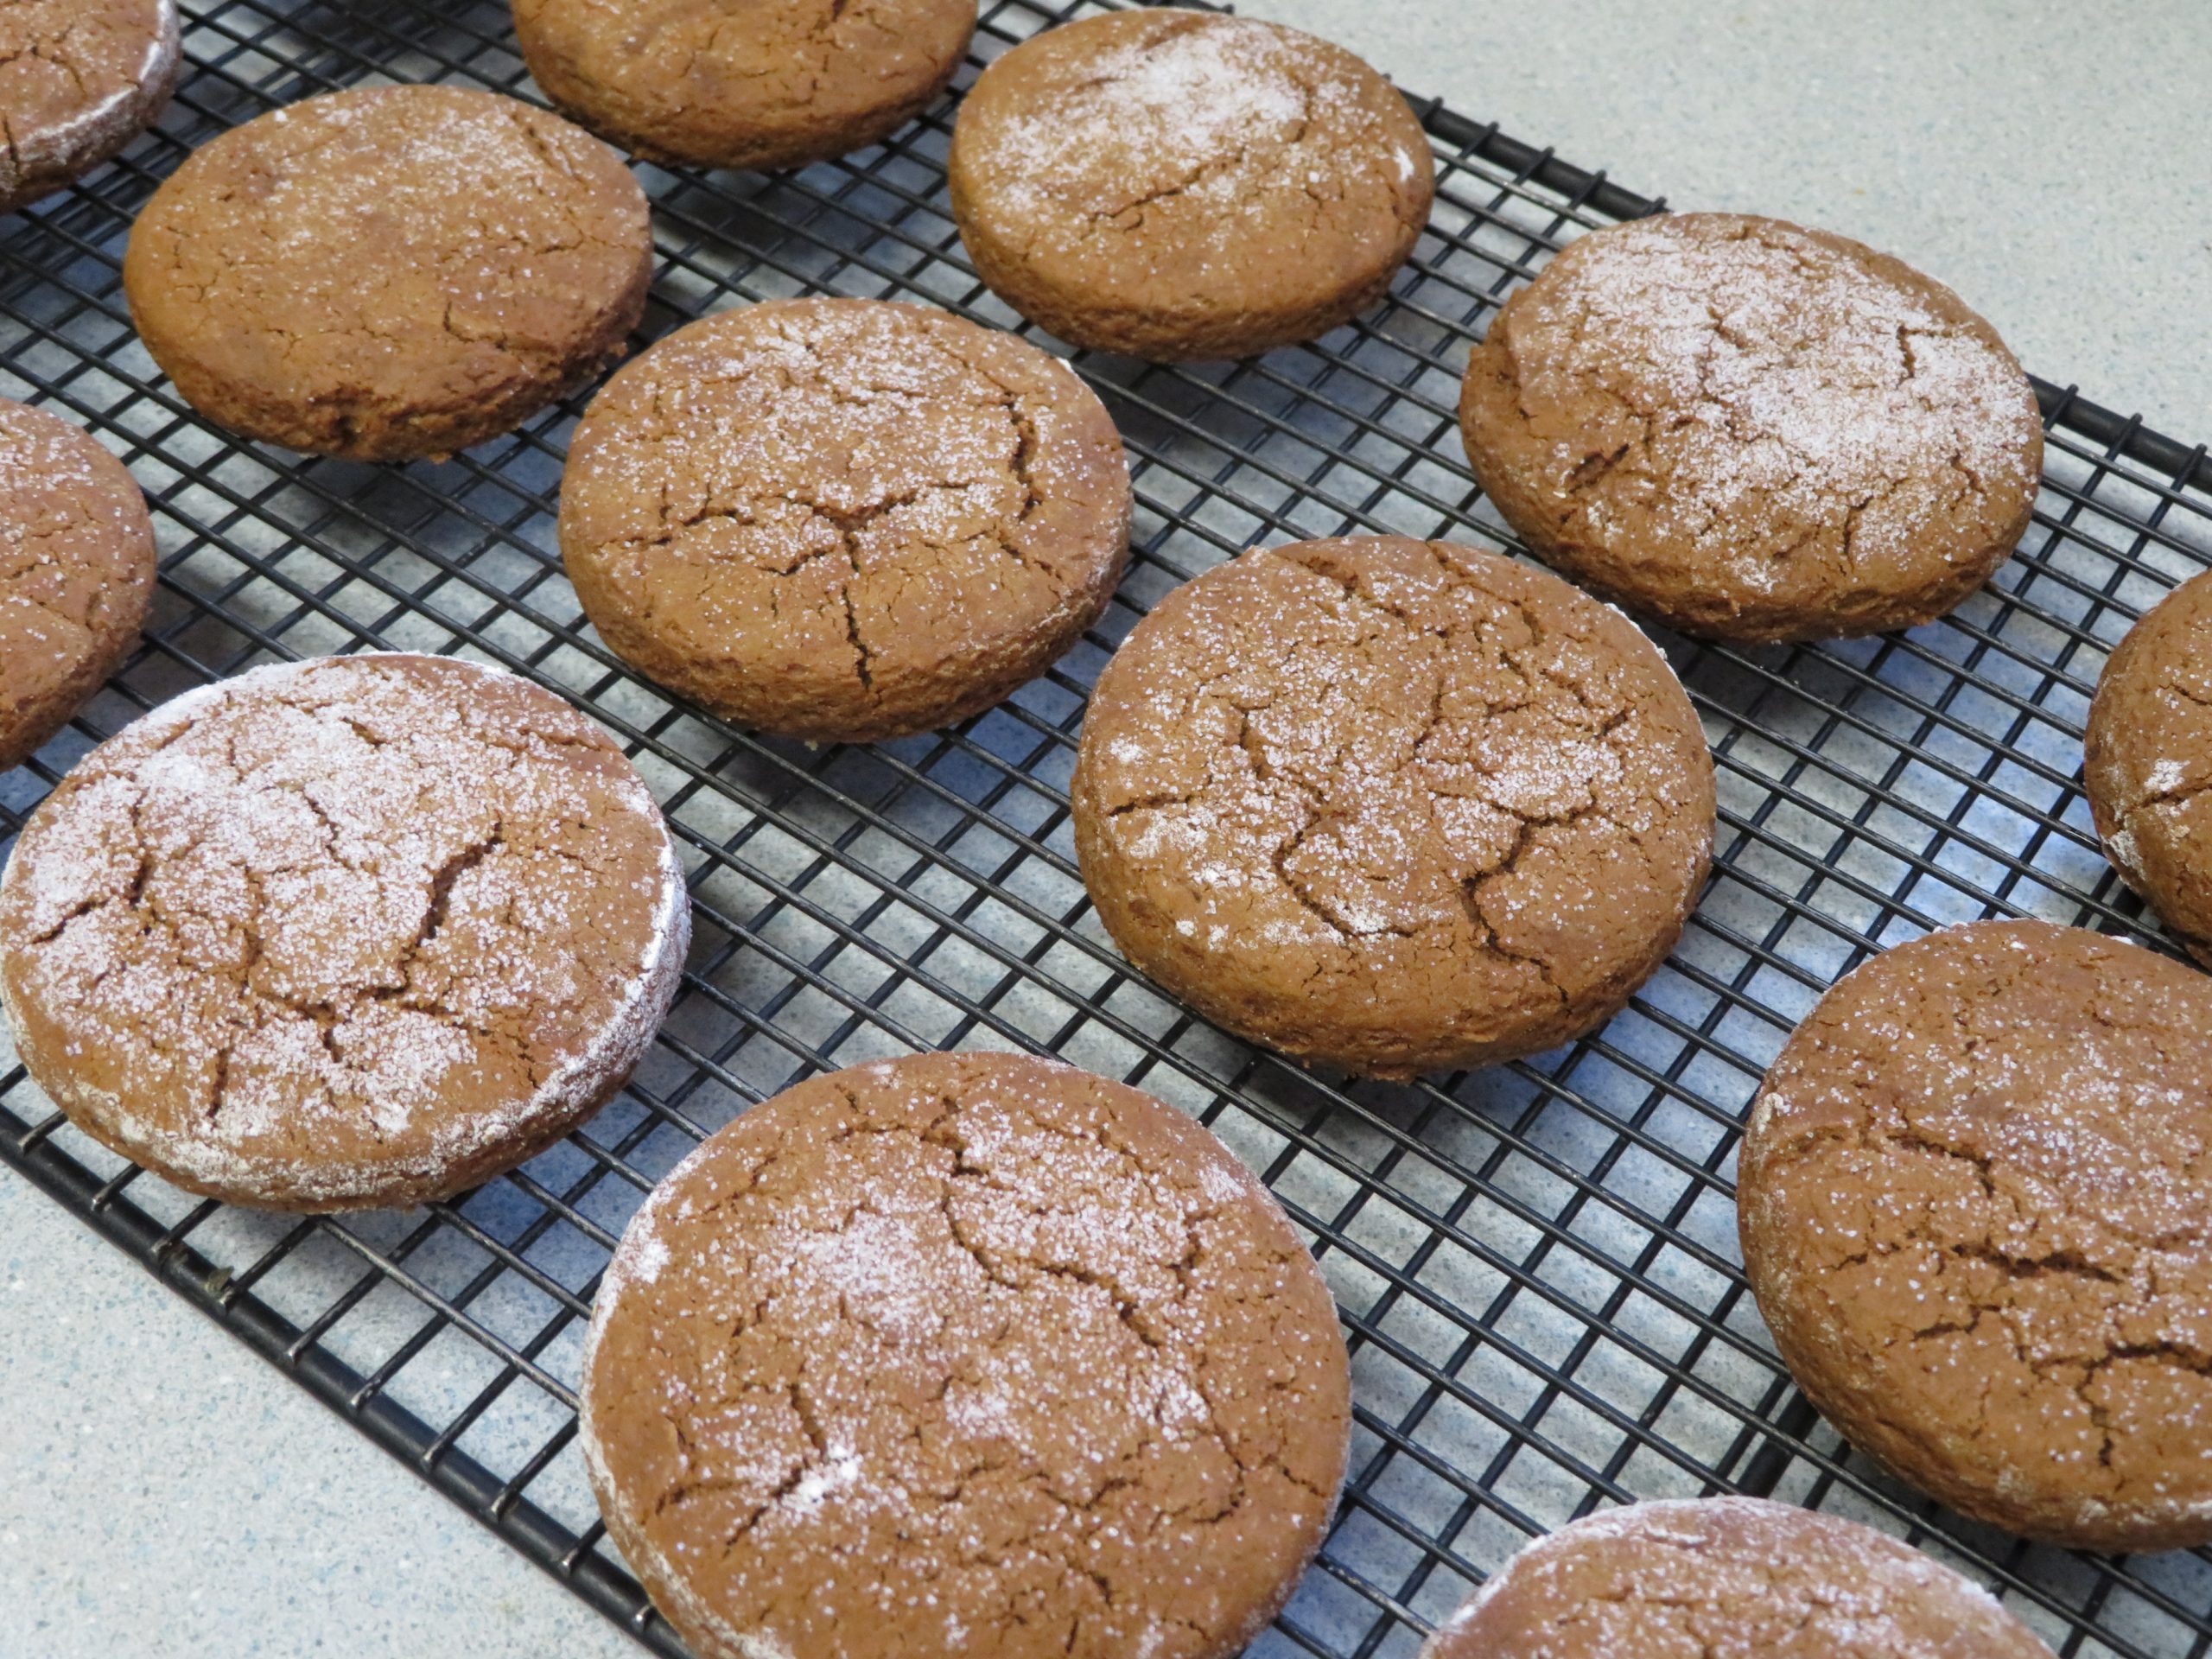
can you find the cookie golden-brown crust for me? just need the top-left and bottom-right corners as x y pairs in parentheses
(1459, 213), (2042, 643)
(581, 1051), (1350, 1659)
(2084, 570), (2212, 966)
(0, 0), (181, 214)
(0, 398), (157, 770)
(123, 86), (652, 461)
(561, 297), (1131, 743)
(514, 0), (975, 172)
(1739, 920), (2212, 1552)
(1422, 1497), (2055, 1659)
(0, 654), (690, 1211)
(1071, 537), (1714, 1079)
(949, 10), (1433, 361)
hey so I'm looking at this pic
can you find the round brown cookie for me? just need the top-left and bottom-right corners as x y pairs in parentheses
(1739, 919), (2212, 1552)
(2084, 569), (2212, 966)
(0, 0), (181, 215)
(948, 9), (1433, 361)
(581, 1050), (1350, 1659)
(0, 653), (690, 1211)
(561, 296), (1131, 743)
(514, 0), (975, 173)
(1071, 536), (1714, 1079)
(1459, 213), (2042, 643)
(0, 398), (158, 771)
(123, 85), (652, 462)
(1422, 1497), (2055, 1659)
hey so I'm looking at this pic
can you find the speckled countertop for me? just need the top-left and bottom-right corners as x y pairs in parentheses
(3, 4), (2207, 1656)
(1258, 0), (2211, 439)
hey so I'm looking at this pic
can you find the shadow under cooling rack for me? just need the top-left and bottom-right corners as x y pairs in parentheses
(5, 1), (2212, 1656)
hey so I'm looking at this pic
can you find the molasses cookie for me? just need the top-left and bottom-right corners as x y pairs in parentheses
(561, 297), (1130, 742)
(0, 398), (158, 770)
(2085, 569), (2212, 964)
(0, 0), (181, 215)
(1071, 536), (1714, 1078)
(1423, 1497), (2055, 1659)
(1459, 213), (2042, 643)
(949, 10), (1433, 361)
(0, 654), (690, 1211)
(124, 85), (652, 461)
(515, 0), (975, 173)
(581, 1050), (1350, 1659)
(1739, 919), (2212, 1552)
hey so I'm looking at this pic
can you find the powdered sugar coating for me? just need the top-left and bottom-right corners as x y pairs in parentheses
(0, 653), (690, 1211)
(949, 9), (1433, 360)
(580, 1051), (1350, 1659)
(1425, 1497), (2052, 1659)
(976, 19), (1311, 226)
(1740, 919), (2212, 1552)
(1072, 536), (1714, 1078)
(1461, 213), (2042, 643)
(0, 0), (181, 214)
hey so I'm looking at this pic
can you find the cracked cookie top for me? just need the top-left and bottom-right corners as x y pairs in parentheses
(2085, 570), (2212, 967)
(1459, 213), (2042, 643)
(0, 0), (180, 214)
(1071, 536), (1714, 1079)
(580, 1050), (1350, 1659)
(948, 10), (1433, 360)
(1423, 1497), (2055, 1659)
(561, 297), (1131, 743)
(1739, 919), (2212, 1551)
(122, 85), (652, 461)
(515, 0), (975, 173)
(0, 397), (158, 770)
(0, 654), (690, 1211)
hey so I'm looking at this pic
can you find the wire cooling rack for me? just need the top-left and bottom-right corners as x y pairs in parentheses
(5, 1), (2212, 1655)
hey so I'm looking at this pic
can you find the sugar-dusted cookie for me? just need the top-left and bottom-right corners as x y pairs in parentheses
(125, 86), (652, 461)
(0, 654), (690, 1210)
(516, 0), (974, 171)
(1741, 919), (2212, 1551)
(562, 297), (1129, 742)
(582, 1051), (1350, 1659)
(950, 10), (1432, 360)
(1072, 536), (1713, 1077)
(0, 398), (157, 770)
(1460, 213), (2041, 642)
(1423, 1497), (2054, 1658)
(0, 0), (181, 214)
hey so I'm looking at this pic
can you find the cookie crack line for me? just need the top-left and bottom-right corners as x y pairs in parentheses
(1770, 1051), (2212, 1263)
(1128, 549), (1653, 963)
(1009, 28), (1335, 234)
(0, 16), (118, 91)
(44, 769), (548, 1126)
(1469, 213), (2040, 643)
(1514, 304), (1972, 533)
(1802, 1110), (2212, 1417)
(609, 345), (1066, 599)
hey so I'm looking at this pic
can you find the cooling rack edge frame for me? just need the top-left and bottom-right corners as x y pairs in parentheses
(2, 7), (2209, 1657)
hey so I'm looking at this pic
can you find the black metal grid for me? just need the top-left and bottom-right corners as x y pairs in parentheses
(3, 1), (2210, 1654)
